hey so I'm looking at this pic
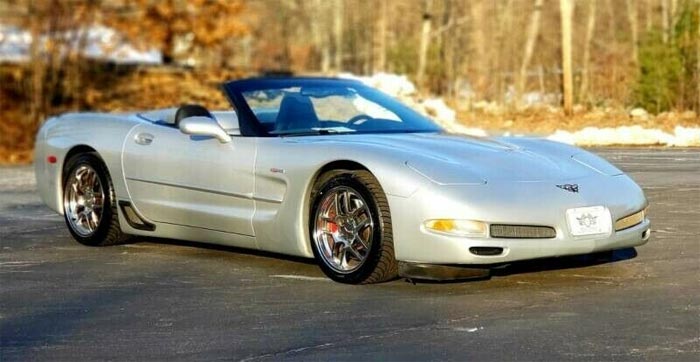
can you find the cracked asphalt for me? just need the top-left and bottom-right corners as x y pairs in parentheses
(1, 148), (699, 361)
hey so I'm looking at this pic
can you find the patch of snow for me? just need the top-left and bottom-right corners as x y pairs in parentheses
(341, 73), (485, 137)
(629, 107), (649, 120)
(422, 98), (456, 124)
(0, 23), (161, 64)
(339, 72), (416, 97)
(669, 126), (700, 147)
(547, 125), (700, 147)
(78, 25), (161, 64)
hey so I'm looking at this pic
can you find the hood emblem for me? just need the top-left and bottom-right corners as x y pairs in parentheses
(556, 184), (579, 193)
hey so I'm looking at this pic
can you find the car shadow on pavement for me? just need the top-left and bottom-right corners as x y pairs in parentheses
(128, 237), (638, 285)
(490, 247), (638, 277)
(131, 236), (318, 266)
(408, 248), (638, 284)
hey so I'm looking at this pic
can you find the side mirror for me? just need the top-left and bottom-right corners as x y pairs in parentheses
(178, 116), (232, 143)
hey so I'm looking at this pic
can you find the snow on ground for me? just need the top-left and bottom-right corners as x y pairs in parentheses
(340, 72), (488, 137)
(548, 126), (700, 147)
(0, 23), (161, 64)
(343, 72), (700, 147)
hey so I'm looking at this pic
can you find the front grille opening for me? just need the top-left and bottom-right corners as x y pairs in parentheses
(490, 224), (556, 239)
(469, 247), (504, 256)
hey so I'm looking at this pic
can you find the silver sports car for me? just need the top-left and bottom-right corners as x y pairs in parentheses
(35, 77), (650, 284)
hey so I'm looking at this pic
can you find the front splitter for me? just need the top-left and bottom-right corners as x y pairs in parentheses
(398, 262), (491, 281)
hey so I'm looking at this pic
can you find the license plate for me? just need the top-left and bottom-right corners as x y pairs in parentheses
(566, 206), (612, 236)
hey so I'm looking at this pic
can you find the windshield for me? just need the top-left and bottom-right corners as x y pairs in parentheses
(233, 79), (442, 136)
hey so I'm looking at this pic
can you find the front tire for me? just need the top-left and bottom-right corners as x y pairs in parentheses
(62, 153), (128, 246)
(310, 170), (398, 284)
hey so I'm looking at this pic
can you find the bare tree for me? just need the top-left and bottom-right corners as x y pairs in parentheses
(107, 0), (247, 65)
(580, 0), (597, 102)
(662, 0), (670, 43)
(644, 0), (653, 31)
(373, 0), (388, 73)
(625, 0), (639, 65)
(333, 0), (344, 71)
(560, 0), (574, 116)
(496, 0), (515, 103)
(417, 0), (433, 87)
(517, 0), (544, 104)
(470, 0), (487, 97)
(311, 0), (331, 73)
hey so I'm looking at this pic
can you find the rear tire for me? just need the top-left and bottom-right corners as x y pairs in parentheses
(310, 170), (398, 284)
(62, 153), (128, 246)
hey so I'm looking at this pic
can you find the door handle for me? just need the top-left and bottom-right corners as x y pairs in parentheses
(134, 133), (154, 145)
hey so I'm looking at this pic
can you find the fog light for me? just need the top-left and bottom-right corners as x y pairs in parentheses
(424, 219), (488, 237)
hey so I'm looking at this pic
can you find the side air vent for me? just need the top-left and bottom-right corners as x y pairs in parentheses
(490, 224), (556, 239)
(118, 201), (155, 231)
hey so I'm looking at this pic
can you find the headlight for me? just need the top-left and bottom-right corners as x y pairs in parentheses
(424, 219), (488, 237)
(571, 152), (623, 176)
(615, 208), (647, 231)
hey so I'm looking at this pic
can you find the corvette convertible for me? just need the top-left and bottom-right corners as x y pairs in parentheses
(34, 77), (650, 284)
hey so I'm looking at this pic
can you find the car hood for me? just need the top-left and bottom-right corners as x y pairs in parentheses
(293, 132), (608, 183)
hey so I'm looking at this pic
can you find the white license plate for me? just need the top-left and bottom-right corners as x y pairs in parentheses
(566, 206), (612, 236)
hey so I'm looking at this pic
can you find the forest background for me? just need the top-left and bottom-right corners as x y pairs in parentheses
(0, 0), (698, 163)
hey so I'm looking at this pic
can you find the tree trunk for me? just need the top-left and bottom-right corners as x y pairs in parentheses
(662, 0), (669, 43)
(579, 0), (597, 102)
(625, 0), (639, 65)
(470, 0), (486, 96)
(697, 0), (700, 112)
(28, 3), (46, 126)
(438, 0), (452, 95)
(560, 0), (574, 116)
(644, 0), (653, 31)
(416, 0), (433, 88)
(516, 0), (544, 105)
(333, 0), (344, 71)
(670, 0), (678, 21)
(312, 0), (330, 73)
(496, 0), (514, 104)
(373, 0), (388, 73)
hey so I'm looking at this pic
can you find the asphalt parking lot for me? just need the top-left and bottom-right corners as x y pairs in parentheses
(1, 148), (699, 361)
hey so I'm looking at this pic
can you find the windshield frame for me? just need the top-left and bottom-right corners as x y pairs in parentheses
(222, 77), (443, 137)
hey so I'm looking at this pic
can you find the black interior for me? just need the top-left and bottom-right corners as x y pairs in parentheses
(274, 95), (319, 131)
(174, 104), (213, 128)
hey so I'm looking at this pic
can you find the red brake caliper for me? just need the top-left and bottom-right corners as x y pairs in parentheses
(327, 222), (339, 234)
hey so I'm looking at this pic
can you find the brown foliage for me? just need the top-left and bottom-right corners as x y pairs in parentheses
(105, 0), (248, 63)
(0, 62), (245, 165)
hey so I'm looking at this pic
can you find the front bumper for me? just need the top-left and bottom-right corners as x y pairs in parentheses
(388, 174), (650, 265)
(401, 220), (650, 265)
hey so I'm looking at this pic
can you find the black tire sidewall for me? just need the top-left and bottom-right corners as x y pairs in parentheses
(310, 172), (386, 284)
(62, 153), (117, 246)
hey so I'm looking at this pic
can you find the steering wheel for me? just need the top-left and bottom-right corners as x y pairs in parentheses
(347, 114), (374, 125)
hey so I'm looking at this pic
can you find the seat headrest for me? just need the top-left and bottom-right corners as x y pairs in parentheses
(275, 95), (318, 131)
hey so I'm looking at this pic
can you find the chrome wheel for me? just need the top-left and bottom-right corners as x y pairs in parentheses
(63, 164), (105, 237)
(314, 186), (374, 274)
